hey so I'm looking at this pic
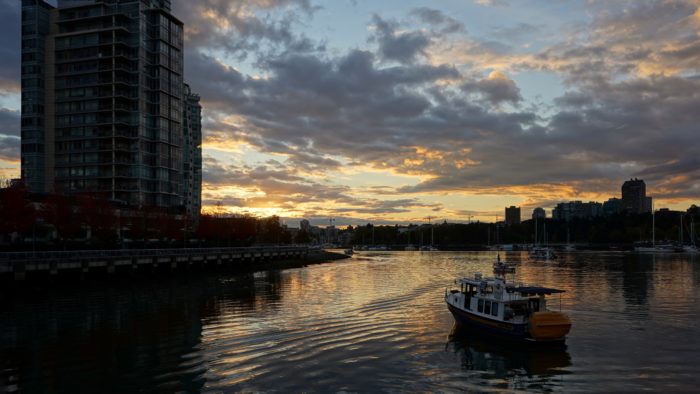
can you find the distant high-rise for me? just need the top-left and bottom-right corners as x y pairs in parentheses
(621, 178), (651, 214)
(532, 207), (546, 220)
(505, 206), (520, 225)
(21, 0), (200, 210)
(603, 197), (622, 216)
(183, 84), (201, 218)
(552, 201), (603, 221)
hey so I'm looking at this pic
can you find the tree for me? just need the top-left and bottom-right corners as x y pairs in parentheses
(0, 182), (36, 243)
(294, 228), (311, 244)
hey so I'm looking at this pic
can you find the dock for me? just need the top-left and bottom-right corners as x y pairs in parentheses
(0, 246), (317, 281)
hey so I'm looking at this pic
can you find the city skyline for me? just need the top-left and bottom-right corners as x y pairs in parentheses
(3, 0), (700, 225)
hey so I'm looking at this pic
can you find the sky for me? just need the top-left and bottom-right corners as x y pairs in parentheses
(1, 0), (700, 226)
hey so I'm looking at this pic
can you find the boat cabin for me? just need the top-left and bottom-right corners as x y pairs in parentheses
(451, 273), (564, 324)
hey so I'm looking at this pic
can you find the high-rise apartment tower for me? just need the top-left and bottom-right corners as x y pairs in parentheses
(621, 178), (651, 214)
(21, 0), (200, 212)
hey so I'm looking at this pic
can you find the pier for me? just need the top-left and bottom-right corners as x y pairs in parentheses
(0, 246), (317, 281)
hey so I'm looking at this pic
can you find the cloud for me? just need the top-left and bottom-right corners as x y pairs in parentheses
(174, 0), (319, 64)
(0, 0), (20, 93)
(369, 15), (431, 64)
(409, 7), (465, 34)
(0, 108), (20, 137)
(461, 70), (522, 106)
(0, 135), (19, 163)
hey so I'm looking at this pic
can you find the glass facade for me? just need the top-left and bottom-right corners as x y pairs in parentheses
(20, 0), (199, 211)
(21, 0), (52, 192)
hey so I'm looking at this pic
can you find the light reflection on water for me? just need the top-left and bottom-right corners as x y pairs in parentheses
(1, 251), (700, 392)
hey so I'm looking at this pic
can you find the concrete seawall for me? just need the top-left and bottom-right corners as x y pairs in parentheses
(0, 246), (349, 282)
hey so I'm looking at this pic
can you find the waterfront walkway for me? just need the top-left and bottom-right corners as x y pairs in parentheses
(0, 246), (315, 281)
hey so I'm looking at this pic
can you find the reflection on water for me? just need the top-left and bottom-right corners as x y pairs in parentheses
(2, 251), (700, 392)
(447, 324), (571, 379)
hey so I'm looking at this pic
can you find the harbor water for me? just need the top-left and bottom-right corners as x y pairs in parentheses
(2, 251), (700, 392)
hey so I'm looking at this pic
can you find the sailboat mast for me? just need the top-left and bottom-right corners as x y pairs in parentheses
(544, 221), (547, 245)
(652, 204), (655, 248)
(535, 217), (538, 245)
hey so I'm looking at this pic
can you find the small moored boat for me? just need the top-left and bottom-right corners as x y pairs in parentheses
(445, 261), (571, 342)
(529, 247), (557, 260)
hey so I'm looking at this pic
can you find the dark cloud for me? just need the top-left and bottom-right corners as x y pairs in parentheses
(461, 71), (522, 106)
(0, 108), (20, 137)
(0, 135), (20, 162)
(174, 0), (319, 64)
(370, 15), (431, 64)
(0, 0), (20, 93)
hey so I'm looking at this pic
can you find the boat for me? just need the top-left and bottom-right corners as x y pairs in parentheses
(404, 245), (417, 251)
(529, 247), (557, 260)
(445, 261), (571, 342)
(634, 242), (682, 253)
(530, 220), (556, 259)
(634, 206), (682, 253)
(492, 254), (515, 274)
(344, 249), (354, 255)
(564, 227), (575, 251)
(684, 215), (698, 253)
(420, 245), (439, 251)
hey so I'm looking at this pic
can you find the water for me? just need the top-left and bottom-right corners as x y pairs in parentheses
(2, 251), (700, 392)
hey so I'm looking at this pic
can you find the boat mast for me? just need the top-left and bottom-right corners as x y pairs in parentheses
(535, 217), (538, 245)
(544, 221), (548, 245)
(680, 213), (683, 245)
(652, 202), (655, 248)
(425, 216), (434, 247)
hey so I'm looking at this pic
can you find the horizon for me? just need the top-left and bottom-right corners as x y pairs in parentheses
(2, 0), (700, 224)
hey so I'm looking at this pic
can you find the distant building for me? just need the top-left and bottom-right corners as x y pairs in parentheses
(553, 201), (603, 221)
(603, 198), (623, 216)
(621, 178), (651, 214)
(505, 206), (521, 225)
(532, 207), (546, 220)
(183, 84), (202, 219)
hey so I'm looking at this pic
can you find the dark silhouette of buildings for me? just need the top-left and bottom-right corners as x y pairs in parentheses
(21, 0), (201, 214)
(552, 201), (603, 221)
(505, 206), (520, 225)
(603, 197), (622, 216)
(532, 207), (546, 220)
(621, 178), (652, 214)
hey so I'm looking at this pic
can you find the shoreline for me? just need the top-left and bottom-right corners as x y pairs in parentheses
(0, 248), (350, 284)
